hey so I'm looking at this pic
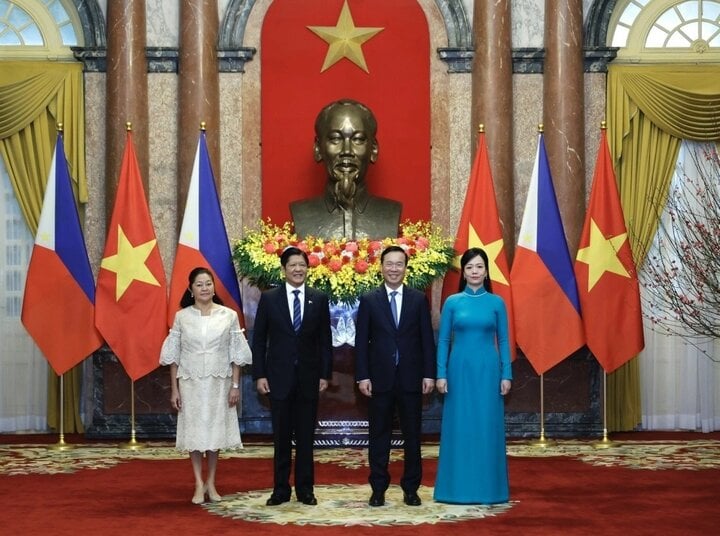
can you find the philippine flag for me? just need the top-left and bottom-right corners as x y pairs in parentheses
(22, 134), (103, 375)
(168, 131), (245, 327)
(510, 133), (585, 374)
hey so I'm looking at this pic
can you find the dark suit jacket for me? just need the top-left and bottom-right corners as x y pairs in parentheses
(354, 285), (436, 393)
(252, 285), (333, 400)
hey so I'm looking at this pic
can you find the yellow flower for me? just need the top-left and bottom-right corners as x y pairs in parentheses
(233, 219), (454, 304)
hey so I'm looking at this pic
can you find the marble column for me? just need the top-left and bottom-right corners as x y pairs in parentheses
(105, 0), (149, 219)
(471, 0), (515, 259)
(543, 0), (585, 253)
(178, 0), (221, 220)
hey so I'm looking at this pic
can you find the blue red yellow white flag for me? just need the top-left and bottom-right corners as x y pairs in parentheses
(22, 133), (103, 374)
(168, 131), (245, 327)
(510, 133), (585, 374)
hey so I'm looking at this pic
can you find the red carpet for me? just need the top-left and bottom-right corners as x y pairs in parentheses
(1, 434), (719, 535)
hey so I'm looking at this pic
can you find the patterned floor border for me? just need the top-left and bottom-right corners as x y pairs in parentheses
(3, 439), (719, 526)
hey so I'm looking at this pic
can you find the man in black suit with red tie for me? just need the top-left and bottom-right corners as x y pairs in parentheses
(252, 246), (333, 506)
(355, 245), (436, 507)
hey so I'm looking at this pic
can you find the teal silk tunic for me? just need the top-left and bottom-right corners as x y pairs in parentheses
(434, 288), (512, 504)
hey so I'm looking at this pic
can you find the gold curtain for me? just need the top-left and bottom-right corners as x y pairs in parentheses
(606, 64), (720, 430)
(0, 61), (87, 433)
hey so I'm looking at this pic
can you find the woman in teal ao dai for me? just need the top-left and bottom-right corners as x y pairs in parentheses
(434, 248), (512, 504)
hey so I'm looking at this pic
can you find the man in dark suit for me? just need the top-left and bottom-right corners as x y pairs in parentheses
(355, 245), (436, 507)
(252, 246), (333, 506)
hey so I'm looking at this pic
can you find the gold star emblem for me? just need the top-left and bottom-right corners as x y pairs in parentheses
(576, 219), (630, 291)
(307, 0), (383, 73)
(101, 225), (161, 300)
(453, 223), (509, 286)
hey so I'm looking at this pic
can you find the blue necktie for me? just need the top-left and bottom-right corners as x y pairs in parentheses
(292, 289), (302, 333)
(389, 290), (399, 327)
(390, 291), (399, 364)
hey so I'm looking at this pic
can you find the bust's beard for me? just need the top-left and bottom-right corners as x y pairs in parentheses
(332, 172), (357, 209)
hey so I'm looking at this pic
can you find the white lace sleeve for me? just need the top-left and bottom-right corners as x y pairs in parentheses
(230, 328), (252, 366)
(159, 324), (180, 366)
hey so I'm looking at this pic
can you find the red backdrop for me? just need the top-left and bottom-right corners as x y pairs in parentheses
(260, 0), (431, 227)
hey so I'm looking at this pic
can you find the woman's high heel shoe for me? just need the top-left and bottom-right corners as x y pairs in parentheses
(206, 485), (222, 502)
(191, 484), (205, 504)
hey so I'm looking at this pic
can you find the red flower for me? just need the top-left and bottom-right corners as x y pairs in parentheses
(308, 254), (321, 267)
(263, 242), (276, 254)
(328, 259), (343, 272)
(354, 260), (369, 274)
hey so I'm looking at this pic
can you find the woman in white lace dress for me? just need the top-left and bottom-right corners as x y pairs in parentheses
(160, 267), (252, 504)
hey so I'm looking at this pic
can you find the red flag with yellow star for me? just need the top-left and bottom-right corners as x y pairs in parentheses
(441, 130), (516, 360)
(574, 127), (644, 373)
(95, 130), (168, 380)
(261, 0), (431, 225)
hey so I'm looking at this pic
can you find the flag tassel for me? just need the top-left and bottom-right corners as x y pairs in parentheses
(119, 381), (145, 450)
(47, 374), (75, 451)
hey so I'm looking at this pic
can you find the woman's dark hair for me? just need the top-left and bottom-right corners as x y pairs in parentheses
(180, 267), (225, 308)
(458, 248), (493, 293)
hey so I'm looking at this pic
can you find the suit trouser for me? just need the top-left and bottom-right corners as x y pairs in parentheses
(367, 380), (423, 494)
(269, 387), (318, 498)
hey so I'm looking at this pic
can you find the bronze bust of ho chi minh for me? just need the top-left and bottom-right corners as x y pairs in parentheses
(290, 99), (402, 240)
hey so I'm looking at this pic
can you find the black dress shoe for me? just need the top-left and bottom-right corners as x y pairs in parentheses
(297, 493), (318, 505)
(266, 494), (290, 506)
(369, 491), (385, 507)
(403, 491), (421, 506)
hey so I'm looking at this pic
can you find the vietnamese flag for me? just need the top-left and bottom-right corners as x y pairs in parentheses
(511, 133), (585, 374)
(574, 127), (644, 373)
(22, 133), (103, 374)
(441, 129), (516, 360)
(168, 130), (245, 327)
(95, 130), (168, 381)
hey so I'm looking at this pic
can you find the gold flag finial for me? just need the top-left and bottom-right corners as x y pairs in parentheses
(200, 121), (206, 131)
(537, 123), (544, 133)
(478, 124), (485, 133)
(126, 122), (132, 131)
(57, 123), (63, 132)
(600, 120), (607, 130)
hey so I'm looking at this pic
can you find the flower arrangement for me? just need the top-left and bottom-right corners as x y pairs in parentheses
(233, 219), (455, 304)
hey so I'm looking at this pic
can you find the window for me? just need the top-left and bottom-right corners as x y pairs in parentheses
(0, 0), (80, 59)
(609, 0), (720, 62)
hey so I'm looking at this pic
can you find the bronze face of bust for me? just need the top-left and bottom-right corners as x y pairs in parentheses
(290, 99), (401, 240)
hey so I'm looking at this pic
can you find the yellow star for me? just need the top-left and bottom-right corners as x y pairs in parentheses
(453, 223), (509, 286)
(307, 0), (383, 73)
(576, 219), (630, 291)
(101, 225), (160, 300)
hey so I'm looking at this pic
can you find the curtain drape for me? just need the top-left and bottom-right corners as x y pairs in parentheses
(0, 61), (87, 433)
(606, 64), (720, 431)
(639, 141), (720, 432)
(0, 62), (87, 234)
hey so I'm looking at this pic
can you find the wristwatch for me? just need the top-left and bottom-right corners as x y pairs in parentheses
(232, 383), (240, 389)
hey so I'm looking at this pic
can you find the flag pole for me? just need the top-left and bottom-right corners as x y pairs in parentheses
(48, 373), (74, 451)
(594, 371), (615, 449)
(529, 374), (555, 447)
(119, 380), (144, 450)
